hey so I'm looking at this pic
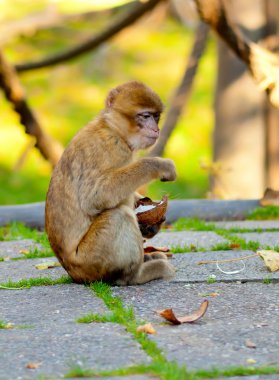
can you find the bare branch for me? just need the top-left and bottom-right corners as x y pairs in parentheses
(15, 0), (164, 73)
(0, 51), (63, 167)
(1, 3), (130, 45)
(148, 22), (209, 157)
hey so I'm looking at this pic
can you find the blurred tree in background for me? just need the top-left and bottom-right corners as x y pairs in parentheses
(0, 0), (278, 205)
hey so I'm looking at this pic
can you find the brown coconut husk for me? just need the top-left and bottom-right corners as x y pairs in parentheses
(135, 195), (168, 225)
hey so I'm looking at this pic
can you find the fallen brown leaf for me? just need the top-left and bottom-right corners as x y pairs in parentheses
(136, 323), (156, 334)
(26, 362), (41, 369)
(144, 246), (170, 253)
(19, 249), (30, 255)
(35, 261), (61, 270)
(245, 339), (257, 349)
(260, 188), (279, 206)
(158, 300), (209, 325)
(230, 243), (241, 249)
(257, 250), (279, 272)
(144, 246), (172, 257)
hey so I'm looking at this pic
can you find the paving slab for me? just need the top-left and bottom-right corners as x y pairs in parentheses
(0, 285), (150, 380)
(235, 232), (279, 247)
(215, 220), (279, 230)
(0, 257), (67, 283)
(0, 239), (44, 260)
(146, 231), (228, 249)
(0, 284), (107, 324)
(112, 281), (279, 370)
(170, 250), (279, 283)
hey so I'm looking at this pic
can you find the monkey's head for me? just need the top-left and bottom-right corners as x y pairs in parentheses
(104, 81), (163, 150)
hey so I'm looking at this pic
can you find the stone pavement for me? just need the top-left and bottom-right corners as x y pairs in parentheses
(0, 220), (279, 379)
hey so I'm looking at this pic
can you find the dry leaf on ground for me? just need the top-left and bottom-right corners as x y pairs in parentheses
(245, 339), (257, 349)
(26, 362), (41, 369)
(144, 246), (173, 258)
(4, 323), (14, 329)
(198, 292), (220, 297)
(157, 300), (209, 325)
(19, 249), (30, 255)
(35, 262), (61, 270)
(246, 358), (257, 364)
(136, 323), (156, 334)
(257, 250), (279, 272)
(260, 188), (279, 206)
(144, 246), (170, 253)
(230, 243), (241, 249)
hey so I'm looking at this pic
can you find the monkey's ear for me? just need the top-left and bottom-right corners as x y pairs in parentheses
(106, 87), (121, 108)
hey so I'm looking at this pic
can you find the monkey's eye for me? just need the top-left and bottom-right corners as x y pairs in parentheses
(139, 112), (151, 119)
(153, 112), (160, 123)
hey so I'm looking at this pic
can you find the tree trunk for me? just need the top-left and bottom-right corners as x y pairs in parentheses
(212, 0), (268, 199)
(264, 0), (279, 189)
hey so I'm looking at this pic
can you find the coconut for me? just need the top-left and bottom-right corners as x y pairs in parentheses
(135, 195), (168, 225)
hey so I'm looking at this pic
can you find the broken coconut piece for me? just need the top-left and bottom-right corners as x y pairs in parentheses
(135, 195), (168, 225)
(157, 300), (209, 325)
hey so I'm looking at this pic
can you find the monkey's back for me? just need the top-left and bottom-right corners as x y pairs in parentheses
(45, 118), (133, 260)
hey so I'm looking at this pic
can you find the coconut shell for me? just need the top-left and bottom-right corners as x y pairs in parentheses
(135, 195), (168, 225)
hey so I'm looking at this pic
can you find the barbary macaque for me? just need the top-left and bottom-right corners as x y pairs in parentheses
(45, 81), (176, 285)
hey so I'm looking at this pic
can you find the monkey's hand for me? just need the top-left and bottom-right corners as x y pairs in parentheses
(139, 216), (166, 239)
(156, 158), (177, 182)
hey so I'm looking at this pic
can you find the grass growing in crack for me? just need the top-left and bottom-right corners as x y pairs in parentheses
(0, 221), (53, 250)
(65, 364), (94, 378)
(193, 365), (279, 378)
(247, 206), (279, 220)
(12, 247), (54, 260)
(263, 276), (273, 284)
(69, 281), (193, 380)
(0, 320), (9, 329)
(0, 320), (32, 329)
(71, 281), (279, 380)
(172, 218), (216, 232)
(215, 229), (261, 251)
(207, 275), (217, 284)
(0, 276), (72, 289)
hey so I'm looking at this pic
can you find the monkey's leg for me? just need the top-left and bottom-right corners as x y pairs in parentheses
(123, 259), (175, 286)
(144, 252), (168, 261)
(69, 205), (143, 283)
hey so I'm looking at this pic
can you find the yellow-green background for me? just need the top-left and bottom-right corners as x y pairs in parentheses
(0, 0), (216, 204)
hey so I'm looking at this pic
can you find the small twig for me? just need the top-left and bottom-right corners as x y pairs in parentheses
(197, 253), (259, 265)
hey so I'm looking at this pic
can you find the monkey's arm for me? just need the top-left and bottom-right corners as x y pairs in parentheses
(79, 157), (175, 214)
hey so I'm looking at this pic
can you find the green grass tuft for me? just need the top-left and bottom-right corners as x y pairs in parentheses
(247, 206), (279, 220)
(0, 276), (72, 290)
(0, 320), (9, 329)
(172, 218), (216, 232)
(193, 365), (279, 378)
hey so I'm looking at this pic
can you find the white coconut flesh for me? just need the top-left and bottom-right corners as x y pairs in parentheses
(135, 201), (164, 214)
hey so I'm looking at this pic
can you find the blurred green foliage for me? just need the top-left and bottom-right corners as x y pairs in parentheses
(0, 0), (216, 204)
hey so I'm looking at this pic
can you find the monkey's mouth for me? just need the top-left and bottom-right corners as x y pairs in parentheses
(143, 129), (159, 140)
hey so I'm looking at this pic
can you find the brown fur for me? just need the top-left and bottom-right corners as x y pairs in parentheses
(45, 81), (176, 285)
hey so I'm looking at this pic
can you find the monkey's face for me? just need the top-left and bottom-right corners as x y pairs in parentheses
(132, 110), (161, 149)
